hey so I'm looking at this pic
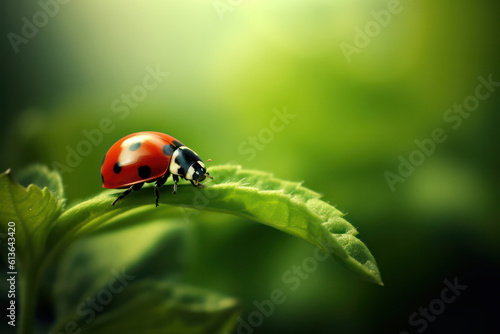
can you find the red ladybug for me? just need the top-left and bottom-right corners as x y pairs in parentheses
(101, 131), (212, 206)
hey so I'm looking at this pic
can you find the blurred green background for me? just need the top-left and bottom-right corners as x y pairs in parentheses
(1, 0), (499, 333)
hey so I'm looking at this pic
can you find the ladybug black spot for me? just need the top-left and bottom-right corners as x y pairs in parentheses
(101, 173), (104, 184)
(138, 165), (151, 179)
(173, 140), (184, 148)
(113, 162), (122, 174)
(129, 142), (141, 151)
(163, 144), (175, 156)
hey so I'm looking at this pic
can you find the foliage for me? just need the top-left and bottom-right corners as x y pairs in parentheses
(0, 165), (381, 333)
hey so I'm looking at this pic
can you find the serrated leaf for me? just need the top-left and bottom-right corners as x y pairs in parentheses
(0, 169), (63, 266)
(15, 164), (65, 203)
(1, 164), (381, 334)
(47, 165), (382, 285)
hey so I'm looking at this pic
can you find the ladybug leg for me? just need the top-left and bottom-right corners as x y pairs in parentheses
(172, 174), (179, 194)
(112, 182), (143, 206)
(190, 180), (205, 188)
(112, 186), (133, 206)
(154, 173), (170, 207)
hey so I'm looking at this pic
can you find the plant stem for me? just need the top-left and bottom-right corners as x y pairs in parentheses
(18, 267), (39, 334)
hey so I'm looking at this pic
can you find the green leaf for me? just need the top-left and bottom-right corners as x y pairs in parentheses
(0, 164), (381, 334)
(47, 165), (382, 285)
(0, 167), (66, 334)
(15, 164), (65, 203)
(0, 169), (63, 267)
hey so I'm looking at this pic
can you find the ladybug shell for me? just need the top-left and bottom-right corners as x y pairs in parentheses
(101, 131), (184, 189)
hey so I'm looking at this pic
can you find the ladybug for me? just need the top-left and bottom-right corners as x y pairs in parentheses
(101, 131), (212, 206)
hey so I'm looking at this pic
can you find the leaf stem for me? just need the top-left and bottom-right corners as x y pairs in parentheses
(18, 267), (39, 334)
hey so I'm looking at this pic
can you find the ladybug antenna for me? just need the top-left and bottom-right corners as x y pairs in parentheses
(203, 160), (214, 180)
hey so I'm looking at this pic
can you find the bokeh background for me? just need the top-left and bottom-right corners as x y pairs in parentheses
(1, 0), (499, 333)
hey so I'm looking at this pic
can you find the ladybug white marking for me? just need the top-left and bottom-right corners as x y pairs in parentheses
(169, 149), (182, 175)
(186, 165), (196, 180)
(118, 135), (162, 166)
(121, 134), (152, 147)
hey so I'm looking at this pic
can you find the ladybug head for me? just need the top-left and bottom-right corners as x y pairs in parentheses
(169, 147), (212, 186)
(187, 161), (207, 185)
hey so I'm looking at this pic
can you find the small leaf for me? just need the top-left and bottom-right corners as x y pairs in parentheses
(0, 169), (63, 266)
(15, 164), (65, 203)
